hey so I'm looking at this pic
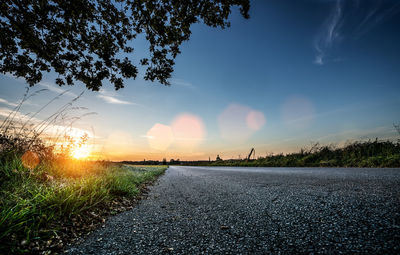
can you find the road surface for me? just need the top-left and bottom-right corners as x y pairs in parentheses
(65, 166), (400, 254)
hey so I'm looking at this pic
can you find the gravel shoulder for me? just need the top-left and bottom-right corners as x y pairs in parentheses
(65, 166), (400, 254)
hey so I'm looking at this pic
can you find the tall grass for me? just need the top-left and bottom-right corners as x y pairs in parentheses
(204, 139), (400, 168)
(0, 88), (167, 253)
(0, 87), (88, 159)
(0, 157), (166, 254)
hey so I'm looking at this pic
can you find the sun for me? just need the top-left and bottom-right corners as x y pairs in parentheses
(71, 145), (91, 159)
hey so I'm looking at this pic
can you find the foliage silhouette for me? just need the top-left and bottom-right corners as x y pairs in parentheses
(0, 0), (249, 91)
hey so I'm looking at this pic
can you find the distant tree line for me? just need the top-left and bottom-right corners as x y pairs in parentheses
(121, 158), (181, 165)
(121, 139), (400, 168)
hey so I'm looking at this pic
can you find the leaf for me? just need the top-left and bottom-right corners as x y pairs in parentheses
(0, 1), (250, 90)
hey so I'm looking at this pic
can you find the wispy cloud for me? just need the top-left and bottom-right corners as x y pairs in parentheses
(0, 106), (32, 122)
(2, 73), (78, 98)
(0, 98), (18, 108)
(0, 106), (94, 138)
(314, 0), (400, 65)
(38, 81), (77, 97)
(97, 90), (135, 105)
(97, 94), (134, 105)
(170, 78), (195, 89)
(354, 0), (400, 37)
(314, 0), (344, 65)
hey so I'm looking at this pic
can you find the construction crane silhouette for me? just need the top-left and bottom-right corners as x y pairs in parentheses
(246, 148), (255, 161)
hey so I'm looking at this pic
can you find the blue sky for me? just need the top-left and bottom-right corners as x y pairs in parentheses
(1, 0), (399, 160)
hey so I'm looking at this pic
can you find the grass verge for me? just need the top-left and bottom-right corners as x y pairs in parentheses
(0, 155), (167, 254)
(185, 140), (400, 168)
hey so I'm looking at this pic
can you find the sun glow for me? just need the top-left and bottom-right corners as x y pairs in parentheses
(71, 144), (91, 159)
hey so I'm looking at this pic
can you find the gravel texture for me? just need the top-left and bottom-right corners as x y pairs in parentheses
(65, 166), (400, 254)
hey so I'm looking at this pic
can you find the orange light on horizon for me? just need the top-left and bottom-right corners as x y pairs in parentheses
(71, 144), (91, 159)
(104, 131), (135, 157)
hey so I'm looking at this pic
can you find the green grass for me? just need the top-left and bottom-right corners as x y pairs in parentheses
(0, 154), (167, 254)
(192, 140), (400, 168)
(0, 86), (169, 253)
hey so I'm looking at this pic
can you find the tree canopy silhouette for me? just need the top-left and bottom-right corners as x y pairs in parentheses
(0, 0), (249, 91)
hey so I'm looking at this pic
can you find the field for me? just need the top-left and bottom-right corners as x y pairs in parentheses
(184, 140), (400, 168)
(0, 155), (167, 254)
(0, 87), (168, 254)
(0, 87), (399, 254)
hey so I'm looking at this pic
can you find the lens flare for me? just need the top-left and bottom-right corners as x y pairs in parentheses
(246, 110), (266, 131)
(146, 123), (174, 151)
(218, 103), (265, 142)
(171, 113), (205, 149)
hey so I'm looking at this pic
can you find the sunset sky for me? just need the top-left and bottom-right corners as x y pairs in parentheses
(1, 0), (400, 161)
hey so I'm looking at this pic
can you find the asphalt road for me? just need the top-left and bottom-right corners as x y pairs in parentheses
(65, 166), (400, 254)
